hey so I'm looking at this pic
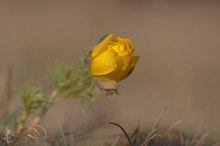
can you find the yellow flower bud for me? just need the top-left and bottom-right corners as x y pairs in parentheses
(90, 34), (140, 82)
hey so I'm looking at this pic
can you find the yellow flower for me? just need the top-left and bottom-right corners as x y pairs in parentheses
(90, 34), (140, 82)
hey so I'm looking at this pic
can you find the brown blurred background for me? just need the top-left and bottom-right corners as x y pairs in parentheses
(0, 0), (220, 140)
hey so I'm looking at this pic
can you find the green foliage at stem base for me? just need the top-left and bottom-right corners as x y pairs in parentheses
(50, 59), (100, 105)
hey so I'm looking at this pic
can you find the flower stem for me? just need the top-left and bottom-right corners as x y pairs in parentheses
(15, 111), (28, 134)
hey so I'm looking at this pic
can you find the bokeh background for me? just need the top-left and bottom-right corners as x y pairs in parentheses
(0, 0), (220, 141)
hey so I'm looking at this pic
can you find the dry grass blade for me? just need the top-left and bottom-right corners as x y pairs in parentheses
(142, 108), (166, 141)
(152, 107), (167, 130)
(0, 67), (15, 127)
(179, 132), (185, 146)
(58, 123), (67, 146)
(140, 134), (162, 146)
(109, 122), (132, 146)
(212, 143), (220, 146)
(195, 132), (209, 146)
(167, 120), (182, 134)
(111, 136), (120, 146)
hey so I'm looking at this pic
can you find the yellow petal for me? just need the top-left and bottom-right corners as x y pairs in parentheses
(115, 37), (134, 51)
(107, 55), (140, 81)
(122, 54), (132, 70)
(90, 49), (117, 75)
(91, 34), (114, 58)
(112, 44), (129, 57)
